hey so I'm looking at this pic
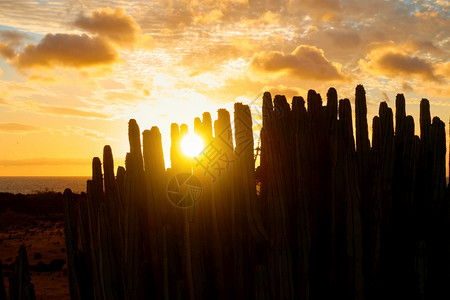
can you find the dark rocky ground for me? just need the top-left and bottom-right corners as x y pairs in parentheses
(0, 192), (85, 300)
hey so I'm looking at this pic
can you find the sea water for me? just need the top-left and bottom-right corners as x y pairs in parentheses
(0, 176), (90, 194)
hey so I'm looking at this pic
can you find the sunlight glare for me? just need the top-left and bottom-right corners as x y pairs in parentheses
(181, 133), (204, 157)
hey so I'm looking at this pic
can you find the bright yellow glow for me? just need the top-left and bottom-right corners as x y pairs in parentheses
(180, 133), (204, 157)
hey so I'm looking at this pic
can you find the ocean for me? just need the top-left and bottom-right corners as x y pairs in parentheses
(0, 176), (90, 194)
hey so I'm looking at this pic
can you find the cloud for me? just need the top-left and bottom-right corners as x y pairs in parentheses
(250, 45), (349, 81)
(0, 42), (16, 59)
(74, 7), (153, 49)
(73, 7), (146, 47)
(3, 8), (153, 71)
(14, 33), (117, 69)
(0, 122), (43, 133)
(359, 48), (442, 82)
(0, 30), (27, 60)
(0, 30), (30, 47)
(288, 0), (342, 21)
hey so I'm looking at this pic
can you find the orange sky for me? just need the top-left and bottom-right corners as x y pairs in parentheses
(0, 0), (449, 176)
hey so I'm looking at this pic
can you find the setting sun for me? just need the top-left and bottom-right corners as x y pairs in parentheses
(180, 132), (204, 157)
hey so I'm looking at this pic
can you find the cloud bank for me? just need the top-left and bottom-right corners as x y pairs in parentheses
(2, 7), (152, 71)
(15, 33), (117, 69)
(73, 7), (144, 47)
(360, 46), (442, 82)
(250, 45), (349, 81)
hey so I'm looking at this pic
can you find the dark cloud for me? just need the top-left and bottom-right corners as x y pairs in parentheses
(15, 33), (117, 69)
(0, 30), (30, 47)
(250, 45), (349, 81)
(0, 30), (30, 60)
(4, 8), (153, 71)
(379, 53), (435, 78)
(0, 42), (16, 59)
(360, 49), (441, 81)
(73, 8), (141, 47)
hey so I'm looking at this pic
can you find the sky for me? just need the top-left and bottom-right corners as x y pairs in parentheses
(0, 0), (449, 176)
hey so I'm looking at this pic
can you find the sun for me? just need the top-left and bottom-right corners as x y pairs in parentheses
(180, 133), (204, 157)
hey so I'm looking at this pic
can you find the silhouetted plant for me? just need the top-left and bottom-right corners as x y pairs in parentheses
(64, 85), (449, 300)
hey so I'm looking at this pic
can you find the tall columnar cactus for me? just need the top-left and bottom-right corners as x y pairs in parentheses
(122, 119), (147, 299)
(142, 126), (167, 299)
(260, 94), (298, 299)
(427, 116), (448, 298)
(339, 98), (364, 300)
(291, 94), (311, 300)
(6, 246), (35, 300)
(19, 247), (34, 300)
(170, 123), (181, 173)
(212, 108), (236, 299)
(355, 85), (370, 162)
(64, 188), (83, 300)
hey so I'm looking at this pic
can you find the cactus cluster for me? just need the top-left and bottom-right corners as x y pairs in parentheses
(64, 85), (449, 299)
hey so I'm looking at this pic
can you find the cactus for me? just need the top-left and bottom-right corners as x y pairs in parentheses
(64, 189), (82, 300)
(7, 246), (35, 300)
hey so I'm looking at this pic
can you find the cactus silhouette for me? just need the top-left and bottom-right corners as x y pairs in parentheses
(63, 85), (449, 300)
